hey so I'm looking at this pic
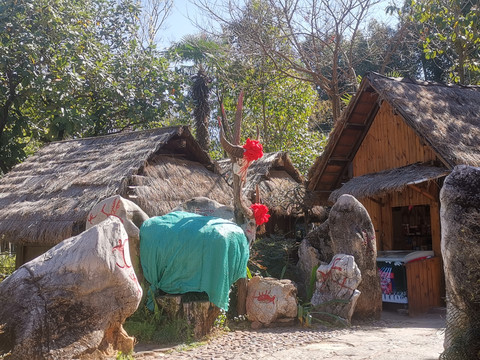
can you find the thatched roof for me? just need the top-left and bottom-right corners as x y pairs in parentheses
(329, 163), (450, 202)
(0, 126), (232, 245)
(129, 154), (232, 216)
(367, 74), (480, 167)
(217, 152), (306, 216)
(308, 72), (480, 203)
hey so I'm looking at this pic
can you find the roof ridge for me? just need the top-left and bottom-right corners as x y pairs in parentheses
(46, 125), (187, 145)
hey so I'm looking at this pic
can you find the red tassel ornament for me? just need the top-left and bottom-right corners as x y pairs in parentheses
(251, 203), (270, 226)
(243, 138), (263, 162)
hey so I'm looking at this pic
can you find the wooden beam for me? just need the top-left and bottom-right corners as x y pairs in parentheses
(346, 123), (367, 129)
(408, 184), (436, 202)
(368, 196), (385, 206)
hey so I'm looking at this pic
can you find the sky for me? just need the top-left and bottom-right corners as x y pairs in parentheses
(160, 0), (200, 47)
(157, 0), (399, 49)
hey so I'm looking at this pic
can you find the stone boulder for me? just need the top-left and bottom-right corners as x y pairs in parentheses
(296, 239), (321, 298)
(246, 276), (297, 327)
(297, 221), (334, 298)
(311, 254), (362, 325)
(173, 197), (234, 220)
(328, 194), (382, 320)
(86, 195), (149, 283)
(0, 217), (142, 359)
(304, 220), (334, 261)
(440, 165), (480, 359)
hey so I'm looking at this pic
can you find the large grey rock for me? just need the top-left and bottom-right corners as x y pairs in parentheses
(311, 254), (362, 325)
(296, 239), (321, 298)
(296, 221), (334, 299)
(328, 194), (382, 320)
(0, 217), (142, 359)
(440, 165), (480, 359)
(246, 276), (297, 326)
(304, 220), (334, 262)
(173, 197), (234, 220)
(86, 195), (149, 283)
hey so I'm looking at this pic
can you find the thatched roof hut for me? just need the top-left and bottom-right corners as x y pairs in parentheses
(305, 73), (480, 314)
(0, 126), (232, 253)
(217, 152), (304, 216)
(307, 72), (480, 204)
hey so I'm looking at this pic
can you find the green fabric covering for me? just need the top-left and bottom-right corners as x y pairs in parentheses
(140, 211), (249, 310)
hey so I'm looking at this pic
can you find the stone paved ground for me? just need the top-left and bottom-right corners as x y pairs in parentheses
(134, 326), (347, 360)
(133, 310), (446, 360)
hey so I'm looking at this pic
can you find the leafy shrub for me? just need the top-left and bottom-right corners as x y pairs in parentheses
(0, 253), (15, 282)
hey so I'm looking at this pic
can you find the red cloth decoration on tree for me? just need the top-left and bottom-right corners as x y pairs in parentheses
(242, 138), (263, 162)
(251, 203), (270, 226)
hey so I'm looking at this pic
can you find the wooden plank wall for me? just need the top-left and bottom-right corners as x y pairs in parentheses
(361, 183), (441, 256)
(353, 102), (438, 177)
(350, 101), (445, 314)
(351, 100), (443, 256)
(405, 257), (444, 315)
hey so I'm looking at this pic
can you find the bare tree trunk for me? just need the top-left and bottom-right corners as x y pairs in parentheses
(233, 170), (249, 316)
(192, 67), (211, 151)
(236, 278), (248, 316)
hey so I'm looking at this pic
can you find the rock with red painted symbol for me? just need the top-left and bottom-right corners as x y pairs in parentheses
(0, 217), (142, 359)
(246, 276), (297, 326)
(311, 254), (362, 325)
(328, 194), (382, 320)
(86, 195), (149, 283)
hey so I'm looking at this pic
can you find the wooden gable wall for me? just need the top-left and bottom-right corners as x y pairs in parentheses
(352, 102), (438, 176)
(349, 101), (442, 256)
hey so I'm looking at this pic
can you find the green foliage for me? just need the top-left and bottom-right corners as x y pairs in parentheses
(220, 72), (325, 174)
(306, 265), (319, 302)
(213, 309), (228, 329)
(411, 0), (480, 84)
(0, 252), (15, 281)
(169, 35), (326, 174)
(124, 292), (194, 344)
(116, 351), (135, 360)
(248, 235), (298, 279)
(0, 0), (183, 174)
(297, 301), (350, 328)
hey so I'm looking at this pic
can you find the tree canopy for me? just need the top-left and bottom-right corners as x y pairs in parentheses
(411, 0), (480, 84)
(0, 0), (183, 174)
(1, 0), (477, 176)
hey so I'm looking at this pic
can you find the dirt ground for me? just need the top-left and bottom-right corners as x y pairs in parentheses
(134, 308), (446, 359)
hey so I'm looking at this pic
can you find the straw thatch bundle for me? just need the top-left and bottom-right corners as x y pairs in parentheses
(0, 126), (232, 246)
(329, 163), (450, 202)
(217, 152), (305, 216)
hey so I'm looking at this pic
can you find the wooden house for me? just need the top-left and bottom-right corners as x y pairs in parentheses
(0, 126), (233, 267)
(307, 73), (480, 314)
(218, 152), (326, 238)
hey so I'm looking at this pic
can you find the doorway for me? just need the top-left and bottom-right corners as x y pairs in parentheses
(391, 205), (432, 250)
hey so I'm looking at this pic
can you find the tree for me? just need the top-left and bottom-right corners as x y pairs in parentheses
(135, 0), (174, 47)
(195, 0), (382, 123)
(191, 66), (212, 151)
(411, 0), (480, 84)
(169, 33), (325, 174)
(0, 0), (181, 174)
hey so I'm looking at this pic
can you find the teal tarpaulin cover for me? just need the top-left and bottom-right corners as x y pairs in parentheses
(140, 211), (249, 310)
